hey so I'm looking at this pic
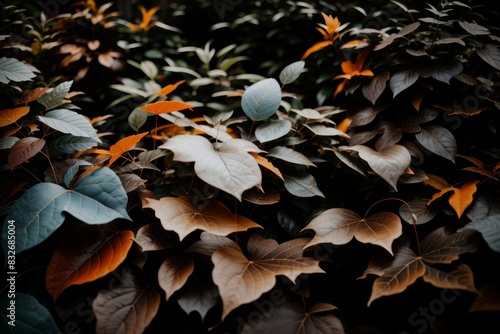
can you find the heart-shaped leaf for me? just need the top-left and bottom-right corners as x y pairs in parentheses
(45, 224), (134, 301)
(302, 208), (402, 254)
(347, 144), (411, 190)
(212, 234), (324, 320)
(144, 195), (262, 240)
(390, 69), (418, 97)
(416, 125), (457, 162)
(160, 135), (263, 200)
(158, 256), (194, 301)
(241, 78), (281, 121)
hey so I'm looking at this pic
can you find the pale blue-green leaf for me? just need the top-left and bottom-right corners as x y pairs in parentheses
(49, 135), (98, 155)
(0, 136), (19, 150)
(458, 21), (490, 35)
(128, 108), (149, 132)
(415, 125), (456, 163)
(37, 80), (73, 110)
(38, 109), (101, 143)
(279, 61), (305, 85)
(476, 44), (500, 71)
(140, 60), (158, 79)
(283, 171), (325, 198)
(390, 70), (419, 97)
(64, 162), (79, 187)
(0, 292), (59, 334)
(432, 60), (463, 83)
(460, 215), (500, 252)
(267, 146), (316, 167)
(255, 119), (292, 143)
(241, 78), (281, 121)
(0, 57), (36, 84)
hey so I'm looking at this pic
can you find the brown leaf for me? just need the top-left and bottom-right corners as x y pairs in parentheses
(469, 281), (500, 313)
(133, 222), (179, 252)
(92, 269), (160, 334)
(186, 231), (241, 257)
(158, 256), (194, 301)
(302, 208), (402, 255)
(144, 195), (262, 240)
(423, 173), (451, 190)
(241, 300), (345, 334)
(462, 167), (498, 181)
(46, 224), (134, 301)
(420, 227), (479, 264)
(212, 234), (325, 320)
(362, 71), (389, 106)
(423, 264), (478, 293)
(8, 137), (46, 169)
(11, 87), (49, 105)
(242, 185), (280, 205)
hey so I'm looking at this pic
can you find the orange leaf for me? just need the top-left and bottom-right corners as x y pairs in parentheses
(427, 186), (456, 206)
(153, 80), (186, 97)
(250, 152), (283, 180)
(448, 180), (479, 218)
(336, 117), (351, 133)
(46, 224), (134, 301)
(108, 132), (148, 166)
(0, 106), (30, 127)
(301, 40), (333, 60)
(139, 100), (195, 115)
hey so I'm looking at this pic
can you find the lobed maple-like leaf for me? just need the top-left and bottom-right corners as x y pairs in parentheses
(302, 208), (402, 254)
(144, 195), (262, 240)
(212, 234), (325, 320)
(45, 223), (134, 301)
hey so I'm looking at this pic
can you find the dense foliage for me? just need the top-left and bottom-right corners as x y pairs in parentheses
(1, 0), (500, 333)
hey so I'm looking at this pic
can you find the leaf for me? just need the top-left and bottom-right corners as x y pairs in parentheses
(251, 153), (284, 180)
(350, 106), (382, 127)
(176, 269), (220, 321)
(45, 224), (134, 301)
(8, 137), (46, 169)
(448, 180), (479, 218)
(0, 57), (36, 84)
(241, 78), (282, 121)
(347, 144), (411, 190)
(0, 106), (29, 127)
(108, 132), (148, 166)
(399, 199), (437, 225)
(302, 208), (402, 254)
(255, 119), (292, 143)
(461, 215), (500, 252)
(0, 292), (59, 333)
(304, 124), (350, 138)
(212, 234), (324, 320)
(267, 146), (316, 166)
(49, 135), (98, 155)
(301, 40), (334, 60)
(362, 71), (389, 105)
(139, 100), (195, 114)
(374, 122), (402, 151)
(476, 44), (500, 71)
(12, 87), (49, 105)
(241, 300), (344, 334)
(37, 81), (73, 110)
(432, 60), (463, 83)
(160, 136), (263, 200)
(415, 125), (457, 163)
(420, 228), (479, 264)
(459, 21), (491, 35)
(423, 173), (450, 190)
(158, 256), (194, 301)
(327, 147), (368, 177)
(423, 264), (478, 293)
(92, 269), (160, 334)
(38, 109), (101, 143)
(242, 185), (280, 205)
(469, 281), (500, 312)
(128, 108), (149, 132)
(389, 70), (419, 97)
(144, 195), (262, 240)
(283, 171), (325, 198)
(133, 222), (179, 252)
(186, 231), (242, 257)
(2, 167), (131, 254)
(279, 60), (305, 85)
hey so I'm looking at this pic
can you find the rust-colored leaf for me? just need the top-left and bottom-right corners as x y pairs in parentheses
(212, 234), (325, 320)
(0, 106), (29, 127)
(302, 208), (402, 255)
(469, 281), (500, 313)
(46, 224), (134, 301)
(242, 185), (280, 205)
(448, 180), (479, 218)
(133, 222), (179, 252)
(423, 264), (478, 293)
(158, 256), (194, 301)
(152, 80), (186, 96)
(144, 195), (262, 240)
(92, 268), (160, 334)
(139, 100), (195, 115)
(11, 87), (49, 105)
(107, 132), (148, 166)
(463, 167), (498, 181)
(456, 154), (485, 168)
(8, 137), (46, 169)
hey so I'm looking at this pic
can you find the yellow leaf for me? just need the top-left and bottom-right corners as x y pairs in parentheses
(108, 132), (148, 166)
(139, 101), (195, 115)
(448, 180), (479, 218)
(0, 106), (30, 127)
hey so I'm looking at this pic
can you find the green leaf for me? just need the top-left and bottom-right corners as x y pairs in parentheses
(48, 135), (98, 155)
(0, 57), (36, 84)
(37, 81), (73, 110)
(476, 44), (500, 71)
(283, 171), (325, 198)
(279, 61), (305, 85)
(0, 292), (59, 334)
(38, 109), (101, 143)
(128, 108), (149, 132)
(241, 78), (281, 121)
(460, 215), (500, 252)
(255, 119), (292, 143)
(63, 162), (79, 187)
(415, 125), (457, 163)
(390, 70), (419, 97)
(2, 167), (130, 254)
